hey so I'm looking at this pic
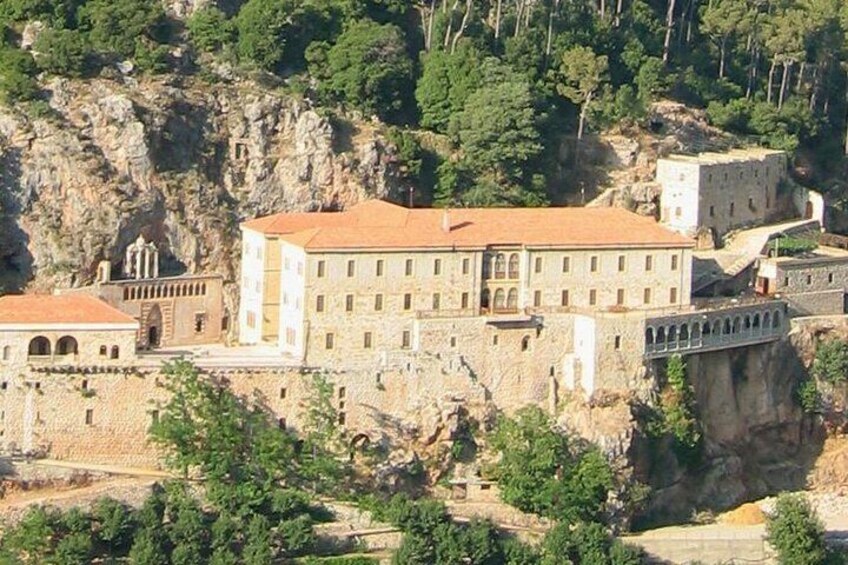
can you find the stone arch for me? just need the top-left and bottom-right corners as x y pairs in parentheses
(350, 433), (371, 450)
(744, 315), (751, 330)
(656, 327), (666, 344)
(645, 327), (655, 345)
(702, 321), (711, 335)
(753, 313), (761, 328)
(56, 336), (78, 356)
(507, 288), (518, 310)
(668, 325), (678, 342)
(773, 310), (781, 328)
(494, 289), (505, 310)
(680, 324), (689, 341)
(494, 254), (506, 279)
(691, 323), (701, 339)
(508, 253), (520, 279)
(723, 318), (732, 335)
(28, 336), (51, 357)
(201, 282), (207, 295)
(732, 316), (741, 333)
(195, 283), (201, 295)
(763, 312), (771, 328)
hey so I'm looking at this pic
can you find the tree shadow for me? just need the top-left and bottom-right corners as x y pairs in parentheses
(0, 147), (33, 292)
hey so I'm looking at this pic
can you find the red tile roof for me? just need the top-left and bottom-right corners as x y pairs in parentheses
(241, 200), (694, 250)
(0, 294), (138, 326)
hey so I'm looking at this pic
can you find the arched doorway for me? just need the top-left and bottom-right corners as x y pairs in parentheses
(147, 304), (163, 348)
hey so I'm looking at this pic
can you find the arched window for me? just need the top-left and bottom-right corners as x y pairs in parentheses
(656, 327), (666, 344)
(668, 325), (678, 342)
(763, 312), (771, 328)
(773, 311), (781, 328)
(494, 254), (506, 279)
(744, 315), (751, 330)
(56, 336), (78, 355)
(481, 289), (491, 310)
(692, 323), (701, 339)
(28, 336), (51, 357)
(507, 288), (518, 310)
(195, 283), (201, 295)
(723, 318), (732, 335)
(110, 346), (120, 360)
(521, 335), (530, 351)
(508, 254), (520, 279)
(99, 345), (107, 357)
(123, 288), (129, 300)
(2, 345), (9, 361)
(753, 313), (761, 328)
(680, 324), (689, 341)
(482, 255), (492, 280)
(201, 283), (206, 295)
(494, 289), (506, 310)
(702, 321), (712, 335)
(645, 327), (655, 345)
(732, 317), (741, 334)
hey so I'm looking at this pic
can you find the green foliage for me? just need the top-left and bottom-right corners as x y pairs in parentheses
(798, 378), (820, 413)
(314, 19), (413, 122)
(766, 493), (827, 565)
(299, 371), (347, 494)
(813, 339), (848, 385)
(33, 28), (91, 77)
(235, 0), (297, 71)
(2, 506), (58, 563)
(78, 0), (167, 59)
(0, 47), (39, 103)
(767, 236), (818, 257)
(50, 531), (93, 565)
(242, 514), (274, 565)
(416, 44), (482, 133)
(91, 497), (135, 554)
(149, 360), (299, 516)
(650, 355), (701, 458)
(488, 406), (614, 522)
(540, 521), (644, 564)
(187, 7), (235, 54)
(278, 514), (316, 557)
(557, 45), (609, 138)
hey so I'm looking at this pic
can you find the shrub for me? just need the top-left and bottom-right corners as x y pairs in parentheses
(766, 493), (826, 565)
(797, 379), (819, 413)
(33, 28), (92, 77)
(187, 7), (234, 53)
(812, 339), (848, 385)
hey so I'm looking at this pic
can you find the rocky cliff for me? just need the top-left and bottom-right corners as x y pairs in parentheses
(0, 75), (402, 305)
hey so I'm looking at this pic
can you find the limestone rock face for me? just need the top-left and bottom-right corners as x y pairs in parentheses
(0, 77), (400, 302)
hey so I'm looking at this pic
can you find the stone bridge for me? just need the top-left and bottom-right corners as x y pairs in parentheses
(644, 300), (788, 358)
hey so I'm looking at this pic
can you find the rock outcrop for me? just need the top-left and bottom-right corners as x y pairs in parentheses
(0, 76), (401, 304)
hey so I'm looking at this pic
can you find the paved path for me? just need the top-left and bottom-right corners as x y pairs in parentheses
(693, 218), (820, 293)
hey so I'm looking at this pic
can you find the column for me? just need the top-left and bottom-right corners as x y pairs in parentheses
(153, 248), (159, 278)
(143, 248), (151, 279)
(125, 247), (132, 277)
(135, 248), (143, 280)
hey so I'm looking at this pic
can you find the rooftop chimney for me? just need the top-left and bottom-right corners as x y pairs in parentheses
(442, 209), (450, 233)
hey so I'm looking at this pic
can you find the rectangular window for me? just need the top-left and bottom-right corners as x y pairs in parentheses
(317, 260), (326, 278)
(405, 259), (414, 276)
(807, 275), (812, 285)
(614, 336), (622, 350)
(589, 289), (597, 306)
(671, 255), (679, 271)
(561, 290), (570, 306)
(461, 292), (469, 309)
(347, 260), (355, 277)
(376, 259), (384, 277)
(316, 295), (325, 312)
(194, 313), (206, 334)
(375, 294), (383, 311)
(278, 418), (286, 430)
(432, 293), (441, 310)
(151, 410), (159, 425)
(364, 332), (372, 349)
(403, 293), (412, 310)
(534, 290), (542, 307)
(345, 294), (354, 312)
(402, 331), (411, 349)
(618, 255), (626, 272)
(562, 256), (570, 273)
(669, 287), (678, 304)
(829, 273), (834, 284)
(339, 386), (346, 399)
(325, 333), (334, 349)
(434, 259), (441, 275)
(616, 289), (625, 305)
(645, 255), (653, 271)
(644, 288), (651, 304)
(462, 258), (470, 274)
(730, 202), (735, 216)
(338, 412), (346, 426)
(280, 387), (287, 399)
(85, 409), (93, 426)
(590, 256), (599, 272)
(534, 257), (543, 273)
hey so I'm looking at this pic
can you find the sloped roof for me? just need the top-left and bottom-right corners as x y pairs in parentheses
(241, 200), (693, 251)
(0, 295), (138, 327)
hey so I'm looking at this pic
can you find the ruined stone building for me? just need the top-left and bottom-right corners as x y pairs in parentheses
(657, 148), (787, 244)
